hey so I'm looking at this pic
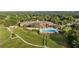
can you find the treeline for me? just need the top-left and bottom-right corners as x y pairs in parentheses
(0, 12), (78, 27)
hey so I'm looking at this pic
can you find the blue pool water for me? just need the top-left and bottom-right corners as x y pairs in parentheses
(40, 28), (58, 33)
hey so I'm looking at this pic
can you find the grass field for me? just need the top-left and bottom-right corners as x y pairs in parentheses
(0, 27), (66, 48)
(12, 27), (65, 48)
(0, 27), (39, 48)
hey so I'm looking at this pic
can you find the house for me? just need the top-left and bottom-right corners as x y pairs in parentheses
(20, 20), (61, 33)
(20, 20), (60, 28)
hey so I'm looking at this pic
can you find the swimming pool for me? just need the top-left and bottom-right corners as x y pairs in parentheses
(40, 28), (58, 33)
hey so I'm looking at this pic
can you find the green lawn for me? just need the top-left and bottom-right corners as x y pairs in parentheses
(0, 27), (66, 48)
(0, 27), (38, 48)
(13, 27), (65, 48)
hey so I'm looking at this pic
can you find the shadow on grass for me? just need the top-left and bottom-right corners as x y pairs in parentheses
(50, 34), (68, 47)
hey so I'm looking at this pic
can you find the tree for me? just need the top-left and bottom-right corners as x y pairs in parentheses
(62, 26), (72, 32)
(72, 24), (79, 30)
(53, 16), (61, 23)
(66, 30), (79, 48)
(68, 16), (75, 21)
(4, 15), (17, 27)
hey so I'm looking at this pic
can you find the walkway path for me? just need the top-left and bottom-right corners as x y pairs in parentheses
(6, 27), (46, 48)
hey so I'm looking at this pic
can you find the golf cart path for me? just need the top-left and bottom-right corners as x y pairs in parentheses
(7, 27), (46, 48)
